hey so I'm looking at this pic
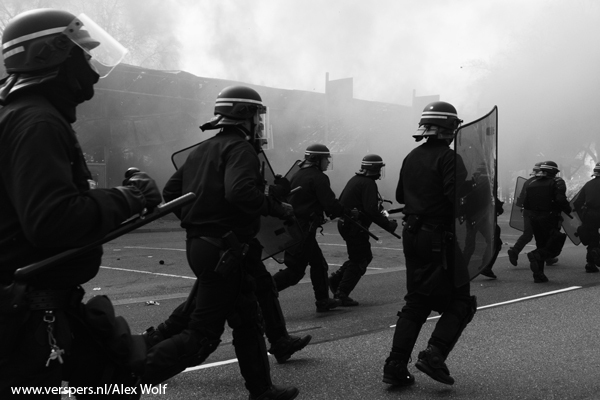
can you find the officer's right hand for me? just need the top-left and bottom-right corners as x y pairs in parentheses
(267, 197), (295, 220)
(388, 219), (398, 233)
(126, 172), (162, 211)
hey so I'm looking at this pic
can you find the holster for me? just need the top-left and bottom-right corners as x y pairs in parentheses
(212, 231), (249, 277)
(404, 214), (422, 235)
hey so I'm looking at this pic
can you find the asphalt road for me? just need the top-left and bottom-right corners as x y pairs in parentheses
(78, 214), (600, 399)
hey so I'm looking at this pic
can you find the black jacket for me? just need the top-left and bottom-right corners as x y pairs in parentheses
(0, 91), (134, 287)
(397, 139), (465, 221)
(162, 127), (269, 239)
(573, 177), (600, 212)
(339, 174), (393, 231)
(287, 165), (343, 221)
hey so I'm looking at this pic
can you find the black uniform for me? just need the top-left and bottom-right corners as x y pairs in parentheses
(273, 164), (344, 309)
(0, 88), (149, 395)
(144, 126), (288, 396)
(523, 175), (570, 282)
(386, 139), (476, 384)
(329, 174), (396, 301)
(573, 176), (600, 271)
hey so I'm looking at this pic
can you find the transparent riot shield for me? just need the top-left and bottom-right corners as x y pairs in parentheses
(563, 189), (582, 245)
(170, 144), (303, 261)
(509, 176), (527, 232)
(257, 152), (303, 261)
(284, 160), (302, 181)
(454, 106), (498, 286)
(171, 141), (201, 169)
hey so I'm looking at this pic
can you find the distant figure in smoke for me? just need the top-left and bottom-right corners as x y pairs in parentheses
(273, 143), (345, 313)
(383, 101), (476, 387)
(329, 154), (398, 306)
(508, 162), (559, 267)
(573, 162), (600, 273)
(523, 161), (570, 283)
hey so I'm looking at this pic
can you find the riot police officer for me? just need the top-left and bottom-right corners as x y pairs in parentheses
(329, 154), (398, 306)
(383, 101), (477, 387)
(0, 9), (161, 397)
(508, 162), (559, 267)
(523, 161), (571, 283)
(573, 162), (600, 273)
(273, 144), (344, 312)
(145, 86), (299, 400)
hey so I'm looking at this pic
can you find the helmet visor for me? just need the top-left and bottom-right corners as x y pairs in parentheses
(253, 105), (269, 149)
(64, 14), (128, 78)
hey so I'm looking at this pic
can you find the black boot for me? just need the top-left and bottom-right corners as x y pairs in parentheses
(507, 247), (518, 266)
(527, 252), (548, 283)
(249, 385), (299, 400)
(268, 335), (312, 364)
(383, 352), (415, 386)
(328, 270), (343, 295)
(415, 344), (454, 385)
(334, 291), (359, 307)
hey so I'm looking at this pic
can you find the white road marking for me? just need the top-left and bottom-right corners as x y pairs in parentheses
(389, 286), (582, 327)
(100, 266), (195, 279)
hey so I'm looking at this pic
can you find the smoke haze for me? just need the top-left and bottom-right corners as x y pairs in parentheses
(4, 0), (600, 197)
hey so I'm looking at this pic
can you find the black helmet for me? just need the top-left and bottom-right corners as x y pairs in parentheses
(592, 162), (600, 177)
(530, 161), (543, 176)
(214, 86), (265, 120)
(200, 85), (267, 138)
(304, 143), (331, 162)
(2, 9), (126, 76)
(357, 154), (385, 178)
(124, 167), (140, 180)
(537, 161), (560, 176)
(413, 101), (462, 141)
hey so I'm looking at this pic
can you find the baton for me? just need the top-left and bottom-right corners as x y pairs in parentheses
(343, 215), (380, 241)
(386, 207), (404, 215)
(13, 192), (196, 282)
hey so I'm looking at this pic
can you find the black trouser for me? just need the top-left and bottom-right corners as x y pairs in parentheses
(273, 220), (330, 301)
(529, 212), (562, 261)
(580, 209), (600, 264)
(1, 290), (142, 398)
(144, 237), (272, 396)
(152, 239), (288, 346)
(390, 223), (475, 360)
(332, 219), (373, 296)
(513, 210), (533, 253)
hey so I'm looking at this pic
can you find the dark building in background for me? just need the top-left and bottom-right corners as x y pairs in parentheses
(76, 63), (437, 201)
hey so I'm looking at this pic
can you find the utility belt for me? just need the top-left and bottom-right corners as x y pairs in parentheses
(404, 214), (453, 269)
(403, 214), (451, 234)
(198, 231), (250, 277)
(0, 282), (84, 315)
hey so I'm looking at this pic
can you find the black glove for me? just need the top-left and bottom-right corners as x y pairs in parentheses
(122, 167), (141, 185)
(116, 172), (162, 215)
(266, 197), (294, 220)
(269, 175), (291, 198)
(388, 219), (398, 233)
(128, 172), (162, 210)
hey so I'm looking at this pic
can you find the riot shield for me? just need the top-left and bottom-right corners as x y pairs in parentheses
(257, 152), (303, 261)
(284, 159), (302, 181)
(562, 189), (582, 245)
(171, 141), (201, 169)
(454, 106), (498, 286)
(171, 144), (303, 261)
(508, 176), (527, 232)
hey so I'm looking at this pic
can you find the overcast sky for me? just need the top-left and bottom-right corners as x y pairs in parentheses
(174, 0), (548, 117)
